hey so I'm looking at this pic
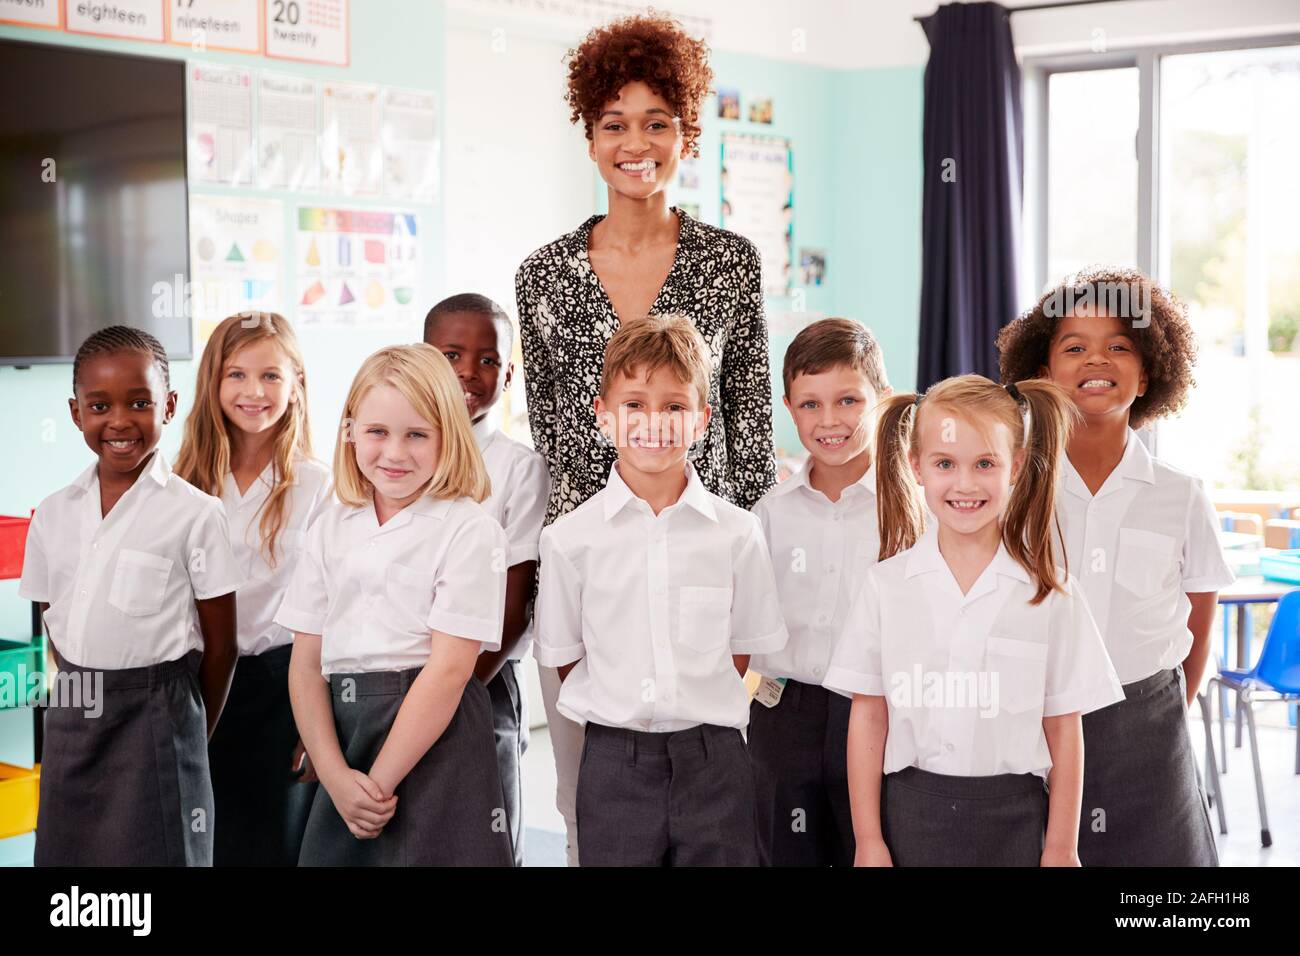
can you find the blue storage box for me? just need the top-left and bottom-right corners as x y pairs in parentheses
(1260, 550), (1300, 585)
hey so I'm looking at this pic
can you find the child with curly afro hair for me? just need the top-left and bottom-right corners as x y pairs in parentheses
(997, 265), (1233, 868)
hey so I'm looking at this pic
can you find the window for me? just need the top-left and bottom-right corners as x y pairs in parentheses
(1025, 39), (1300, 493)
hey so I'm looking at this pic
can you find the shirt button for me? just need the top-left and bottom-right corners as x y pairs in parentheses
(818, 614), (829, 625)
(92, 542), (99, 551)
(945, 743), (954, 752)
(812, 666), (822, 677)
(827, 564), (837, 573)
(80, 589), (87, 597)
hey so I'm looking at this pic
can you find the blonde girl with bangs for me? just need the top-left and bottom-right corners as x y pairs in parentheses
(825, 374), (1123, 867)
(277, 344), (513, 866)
(176, 312), (332, 867)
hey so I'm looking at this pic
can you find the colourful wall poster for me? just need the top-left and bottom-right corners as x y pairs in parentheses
(721, 133), (793, 297)
(168, 0), (262, 53)
(296, 207), (420, 330)
(382, 87), (438, 202)
(65, 0), (164, 41)
(189, 196), (285, 344)
(187, 63), (255, 186)
(264, 0), (348, 66)
(0, 0), (61, 28)
(321, 82), (382, 196)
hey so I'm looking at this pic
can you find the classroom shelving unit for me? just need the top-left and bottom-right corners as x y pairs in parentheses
(0, 515), (41, 848)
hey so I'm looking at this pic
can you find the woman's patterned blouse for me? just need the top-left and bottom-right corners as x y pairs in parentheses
(515, 207), (778, 526)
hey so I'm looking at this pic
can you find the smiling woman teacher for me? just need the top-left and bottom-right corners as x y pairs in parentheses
(514, 13), (778, 867)
(515, 13), (778, 527)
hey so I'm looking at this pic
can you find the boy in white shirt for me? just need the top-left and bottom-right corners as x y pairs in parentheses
(534, 314), (788, 866)
(424, 294), (551, 867)
(748, 318), (891, 866)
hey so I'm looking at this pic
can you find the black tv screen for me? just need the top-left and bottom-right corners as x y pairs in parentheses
(0, 39), (190, 365)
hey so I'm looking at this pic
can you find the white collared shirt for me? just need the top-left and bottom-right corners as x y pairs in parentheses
(221, 456), (332, 657)
(534, 462), (788, 732)
(19, 452), (244, 670)
(275, 493), (508, 676)
(825, 526), (1123, 778)
(473, 418), (550, 659)
(1056, 430), (1235, 685)
(750, 459), (879, 690)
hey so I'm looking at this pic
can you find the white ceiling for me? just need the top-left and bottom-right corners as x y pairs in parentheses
(447, 0), (1300, 70)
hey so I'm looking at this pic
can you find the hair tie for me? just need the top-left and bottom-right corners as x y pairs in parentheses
(1005, 382), (1024, 405)
(913, 393), (923, 408)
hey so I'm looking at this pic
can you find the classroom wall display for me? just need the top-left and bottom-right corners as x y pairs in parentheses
(188, 63), (256, 186)
(798, 247), (826, 286)
(263, 0), (348, 66)
(717, 86), (740, 120)
(258, 70), (319, 190)
(65, 0), (164, 41)
(0, 0), (61, 28)
(321, 81), (382, 196)
(381, 87), (439, 202)
(189, 196), (286, 344)
(747, 96), (774, 125)
(296, 207), (421, 330)
(168, 0), (262, 53)
(721, 133), (793, 297)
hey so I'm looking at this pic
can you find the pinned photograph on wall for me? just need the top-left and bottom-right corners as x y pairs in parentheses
(799, 248), (827, 286)
(321, 82), (383, 196)
(721, 133), (793, 297)
(189, 196), (285, 344)
(677, 155), (700, 191)
(748, 96), (774, 125)
(187, 64), (255, 186)
(259, 72), (320, 191)
(382, 87), (439, 202)
(717, 86), (741, 120)
(296, 206), (421, 329)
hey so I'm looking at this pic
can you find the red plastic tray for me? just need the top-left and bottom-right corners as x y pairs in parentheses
(0, 515), (32, 581)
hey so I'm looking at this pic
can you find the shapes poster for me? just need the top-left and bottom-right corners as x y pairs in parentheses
(189, 196), (285, 344)
(296, 207), (420, 329)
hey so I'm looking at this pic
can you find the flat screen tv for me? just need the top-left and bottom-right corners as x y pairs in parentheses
(0, 39), (190, 365)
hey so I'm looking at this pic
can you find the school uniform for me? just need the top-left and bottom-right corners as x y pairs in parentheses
(207, 456), (331, 867)
(534, 462), (788, 867)
(472, 416), (549, 867)
(747, 460), (878, 867)
(824, 525), (1123, 866)
(275, 493), (513, 866)
(1057, 430), (1234, 866)
(18, 452), (243, 866)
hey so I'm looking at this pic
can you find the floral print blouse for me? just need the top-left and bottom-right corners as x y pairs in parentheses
(515, 207), (778, 526)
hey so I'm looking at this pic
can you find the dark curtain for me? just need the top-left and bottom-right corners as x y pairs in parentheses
(917, 1), (1023, 391)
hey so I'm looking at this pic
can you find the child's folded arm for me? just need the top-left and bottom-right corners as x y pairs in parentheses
(369, 630), (481, 796)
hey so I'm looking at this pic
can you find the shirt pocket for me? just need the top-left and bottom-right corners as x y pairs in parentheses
(677, 585), (732, 654)
(385, 562), (434, 628)
(1114, 528), (1178, 600)
(986, 636), (1048, 716)
(853, 539), (877, 577)
(108, 549), (174, 617)
(252, 529), (307, 582)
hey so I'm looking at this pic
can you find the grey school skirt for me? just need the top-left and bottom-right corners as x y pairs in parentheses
(882, 766), (1048, 866)
(297, 668), (513, 867)
(36, 650), (213, 867)
(1078, 666), (1218, 866)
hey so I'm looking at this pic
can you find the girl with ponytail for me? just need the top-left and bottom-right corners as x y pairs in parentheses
(177, 312), (332, 866)
(826, 374), (1122, 866)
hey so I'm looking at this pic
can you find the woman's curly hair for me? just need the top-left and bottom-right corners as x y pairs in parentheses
(565, 12), (712, 156)
(996, 266), (1199, 429)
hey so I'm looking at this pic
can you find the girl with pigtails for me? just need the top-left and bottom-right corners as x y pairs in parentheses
(825, 375), (1123, 866)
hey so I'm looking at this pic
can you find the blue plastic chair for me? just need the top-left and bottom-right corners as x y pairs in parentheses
(1203, 589), (1300, 848)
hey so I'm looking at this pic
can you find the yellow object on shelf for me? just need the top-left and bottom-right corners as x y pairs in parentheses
(0, 763), (40, 839)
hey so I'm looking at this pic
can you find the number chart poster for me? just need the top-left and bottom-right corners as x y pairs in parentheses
(296, 207), (420, 329)
(720, 134), (793, 297)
